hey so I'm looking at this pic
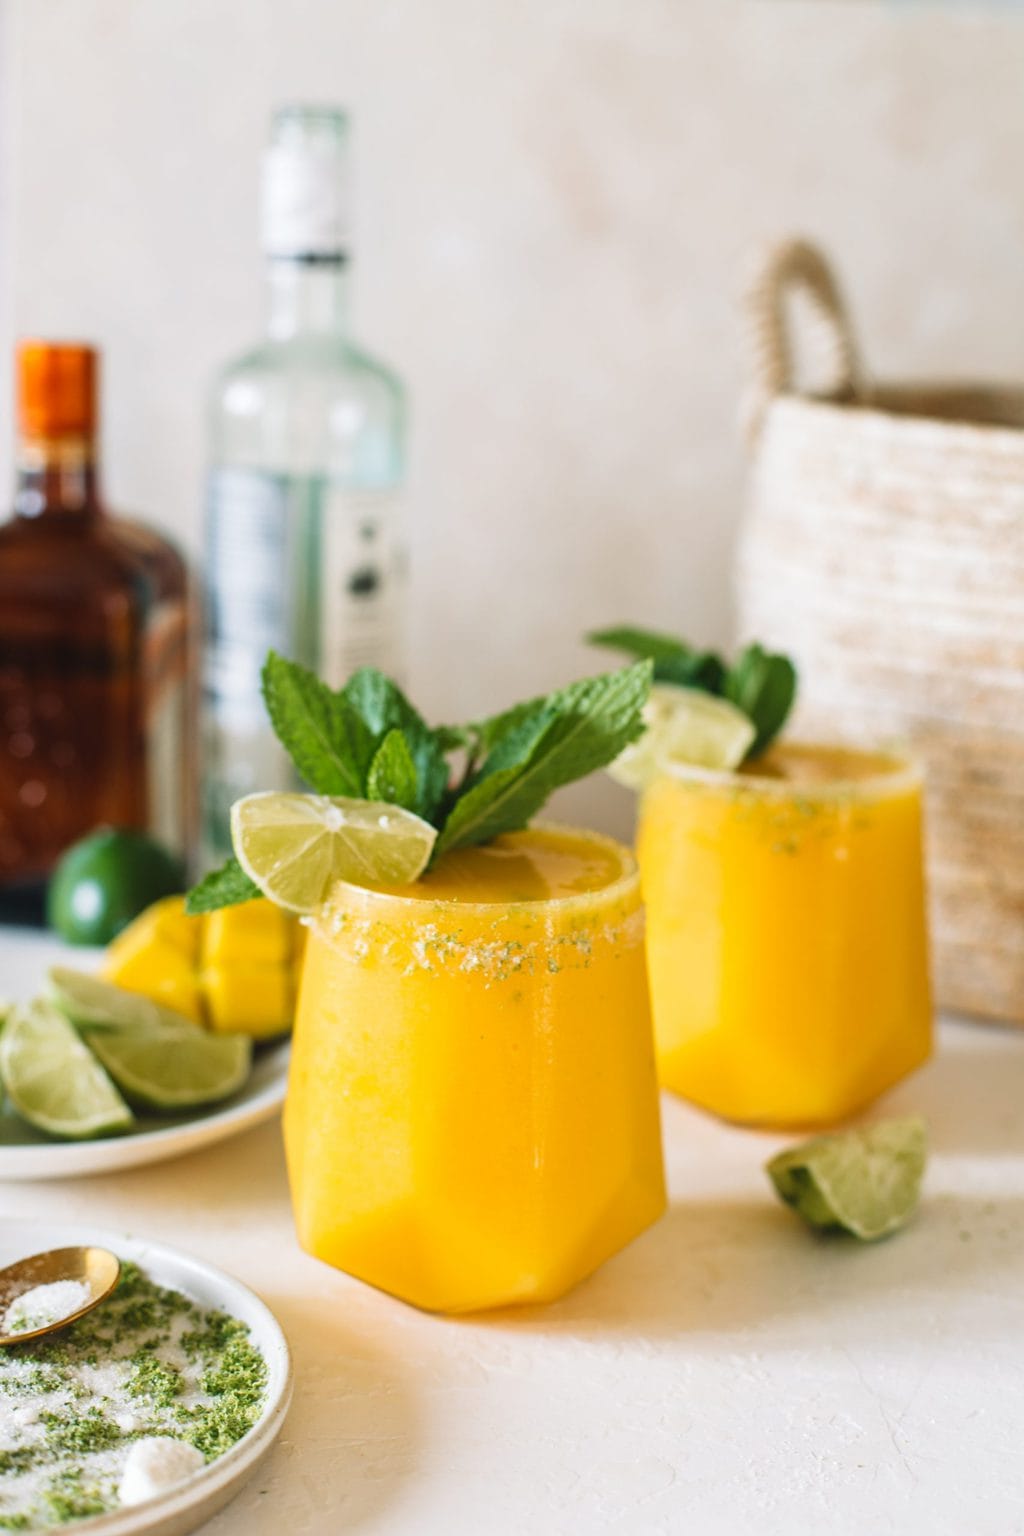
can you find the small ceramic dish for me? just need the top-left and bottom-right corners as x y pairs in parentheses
(0, 1221), (293, 1536)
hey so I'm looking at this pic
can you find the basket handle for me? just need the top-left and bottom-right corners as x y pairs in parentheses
(741, 237), (863, 444)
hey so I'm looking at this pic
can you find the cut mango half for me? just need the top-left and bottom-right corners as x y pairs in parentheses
(103, 895), (303, 1038)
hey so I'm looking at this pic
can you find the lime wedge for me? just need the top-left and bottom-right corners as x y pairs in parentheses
(0, 1000), (134, 1139)
(48, 967), (184, 1033)
(767, 1116), (927, 1241)
(230, 792), (438, 913)
(85, 1022), (251, 1111)
(608, 684), (756, 790)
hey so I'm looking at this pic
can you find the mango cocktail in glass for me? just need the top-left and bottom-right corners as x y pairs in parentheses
(638, 743), (932, 1129)
(285, 824), (666, 1314)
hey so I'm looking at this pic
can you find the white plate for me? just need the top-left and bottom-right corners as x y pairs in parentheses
(0, 1220), (293, 1536)
(0, 929), (289, 1181)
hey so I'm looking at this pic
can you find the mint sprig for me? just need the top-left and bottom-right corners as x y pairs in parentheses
(188, 653), (652, 911)
(588, 626), (796, 758)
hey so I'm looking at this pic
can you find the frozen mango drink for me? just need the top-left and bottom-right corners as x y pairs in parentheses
(188, 652), (666, 1312)
(639, 745), (931, 1127)
(591, 628), (933, 1128)
(291, 826), (663, 1311)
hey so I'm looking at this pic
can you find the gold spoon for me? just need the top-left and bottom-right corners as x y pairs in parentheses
(0, 1246), (120, 1347)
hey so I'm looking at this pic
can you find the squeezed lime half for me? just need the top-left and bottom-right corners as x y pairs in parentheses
(767, 1116), (928, 1241)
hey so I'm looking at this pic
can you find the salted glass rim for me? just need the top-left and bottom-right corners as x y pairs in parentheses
(657, 739), (924, 801)
(314, 821), (640, 921)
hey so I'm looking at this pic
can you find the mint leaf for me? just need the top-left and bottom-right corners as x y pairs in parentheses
(665, 650), (727, 692)
(262, 651), (372, 795)
(435, 661), (651, 854)
(470, 697), (553, 756)
(185, 858), (260, 914)
(588, 625), (695, 672)
(366, 729), (419, 810)
(434, 724), (476, 752)
(724, 645), (797, 756)
(588, 626), (725, 693)
(342, 669), (448, 821)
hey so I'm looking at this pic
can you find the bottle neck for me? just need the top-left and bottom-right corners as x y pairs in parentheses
(14, 436), (101, 520)
(265, 256), (351, 341)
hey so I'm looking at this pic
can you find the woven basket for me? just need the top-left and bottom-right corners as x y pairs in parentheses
(736, 238), (1024, 1024)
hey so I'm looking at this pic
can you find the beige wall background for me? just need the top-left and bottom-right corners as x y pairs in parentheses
(2, 0), (1023, 832)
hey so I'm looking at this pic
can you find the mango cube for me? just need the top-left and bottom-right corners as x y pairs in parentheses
(103, 896), (203, 1023)
(203, 963), (294, 1038)
(202, 901), (294, 966)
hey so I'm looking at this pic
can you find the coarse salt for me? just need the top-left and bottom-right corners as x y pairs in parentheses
(118, 1437), (206, 1507)
(3, 1279), (91, 1336)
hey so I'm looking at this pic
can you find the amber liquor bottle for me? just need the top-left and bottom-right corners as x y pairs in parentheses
(0, 343), (194, 919)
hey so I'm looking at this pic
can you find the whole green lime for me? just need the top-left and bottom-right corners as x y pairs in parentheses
(47, 828), (186, 946)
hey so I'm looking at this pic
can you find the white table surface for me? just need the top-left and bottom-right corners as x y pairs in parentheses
(2, 928), (1024, 1536)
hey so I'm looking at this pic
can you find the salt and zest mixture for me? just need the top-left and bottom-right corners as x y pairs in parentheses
(657, 744), (921, 860)
(317, 902), (646, 985)
(316, 827), (646, 985)
(3, 1286), (91, 1339)
(0, 1262), (267, 1530)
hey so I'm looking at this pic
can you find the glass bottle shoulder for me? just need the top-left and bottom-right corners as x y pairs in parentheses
(0, 508), (183, 614)
(110, 516), (188, 602)
(209, 336), (405, 485)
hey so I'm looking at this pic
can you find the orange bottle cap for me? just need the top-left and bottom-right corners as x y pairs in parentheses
(17, 342), (97, 439)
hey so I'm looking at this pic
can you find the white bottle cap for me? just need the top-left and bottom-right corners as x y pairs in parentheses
(261, 106), (350, 260)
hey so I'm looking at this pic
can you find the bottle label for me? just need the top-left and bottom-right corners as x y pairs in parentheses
(319, 487), (405, 685)
(204, 470), (290, 725)
(202, 467), (404, 858)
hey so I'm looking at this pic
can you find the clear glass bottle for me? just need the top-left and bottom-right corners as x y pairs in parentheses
(0, 343), (193, 919)
(202, 106), (407, 862)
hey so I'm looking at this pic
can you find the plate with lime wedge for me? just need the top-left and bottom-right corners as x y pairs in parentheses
(0, 930), (289, 1181)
